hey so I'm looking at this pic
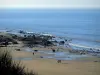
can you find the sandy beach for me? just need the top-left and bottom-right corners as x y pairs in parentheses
(1, 44), (100, 75)
(11, 50), (100, 75)
(22, 59), (100, 75)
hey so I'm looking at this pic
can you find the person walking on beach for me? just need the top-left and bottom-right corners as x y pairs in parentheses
(33, 52), (34, 55)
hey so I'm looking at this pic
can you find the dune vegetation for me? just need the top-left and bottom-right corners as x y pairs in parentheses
(0, 50), (37, 75)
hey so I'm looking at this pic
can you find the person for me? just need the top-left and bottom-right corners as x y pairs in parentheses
(57, 60), (61, 63)
(33, 52), (34, 55)
(51, 48), (56, 52)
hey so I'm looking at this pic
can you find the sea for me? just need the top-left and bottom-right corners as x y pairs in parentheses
(0, 9), (100, 49)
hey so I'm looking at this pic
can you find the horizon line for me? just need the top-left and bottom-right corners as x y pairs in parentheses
(0, 5), (100, 9)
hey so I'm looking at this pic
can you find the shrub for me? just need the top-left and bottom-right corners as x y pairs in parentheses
(0, 50), (37, 75)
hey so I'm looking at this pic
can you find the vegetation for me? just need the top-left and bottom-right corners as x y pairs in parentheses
(0, 32), (55, 48)
(21, 34), (54, 47)
(0, 34), (18, 47)
(0, 50), (37, 75)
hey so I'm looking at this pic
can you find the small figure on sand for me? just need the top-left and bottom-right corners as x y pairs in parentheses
(33, 52), (34, 55)
(40, 56), (43, 58)
(57, 60), (61, 63)
(51, 48), (56, 52)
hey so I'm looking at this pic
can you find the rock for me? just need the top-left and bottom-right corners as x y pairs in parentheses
(34, 50), (38, 52)
(15, 49), (20, 51)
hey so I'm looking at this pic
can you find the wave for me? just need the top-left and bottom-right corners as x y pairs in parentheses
(69, 43), (100, 50)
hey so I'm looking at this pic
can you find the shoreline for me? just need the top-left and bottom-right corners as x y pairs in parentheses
(0, 30), (100, 57)
(69, 43), (100, 50)
(0, 30), (100, 50)
(0, 29), (100, 50)
(0, 29), (100, 51)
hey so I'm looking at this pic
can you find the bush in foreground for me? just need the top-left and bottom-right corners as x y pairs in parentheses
(0, 51), (37, 75)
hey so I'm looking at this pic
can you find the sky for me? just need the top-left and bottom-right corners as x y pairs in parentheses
(0, 0), (100, 8)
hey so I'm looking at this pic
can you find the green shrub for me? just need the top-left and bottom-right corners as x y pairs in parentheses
(0, 51), (37, 75)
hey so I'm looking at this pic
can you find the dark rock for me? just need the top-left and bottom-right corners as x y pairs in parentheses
(34, 50), (38, 52)
(15, 49), (20, 51)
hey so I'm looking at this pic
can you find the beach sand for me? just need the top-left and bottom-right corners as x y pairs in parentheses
(21, 59), (100, 75)
(12, 50), (100, 75)
(1, 44), (100, 75)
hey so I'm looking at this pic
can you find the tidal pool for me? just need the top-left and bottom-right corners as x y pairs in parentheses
(22, 48), (90, 60)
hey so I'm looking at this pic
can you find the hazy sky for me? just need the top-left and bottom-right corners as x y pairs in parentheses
(0, 0), (100, 8)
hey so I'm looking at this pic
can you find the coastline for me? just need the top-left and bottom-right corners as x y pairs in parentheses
(1, 29), (100, 50)
(69, 43), (100, 50)
(0, 30), (100, 61)
(1, 29), (100, 51)
(0, 32), (100, 75)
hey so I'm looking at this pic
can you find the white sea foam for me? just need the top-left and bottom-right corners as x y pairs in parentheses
(69, 43), (100, 50)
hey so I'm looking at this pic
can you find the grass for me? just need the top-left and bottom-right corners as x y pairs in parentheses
(0, 50), (37, 75)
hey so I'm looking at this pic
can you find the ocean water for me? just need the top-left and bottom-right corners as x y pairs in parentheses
(0, 9), (100, 49)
